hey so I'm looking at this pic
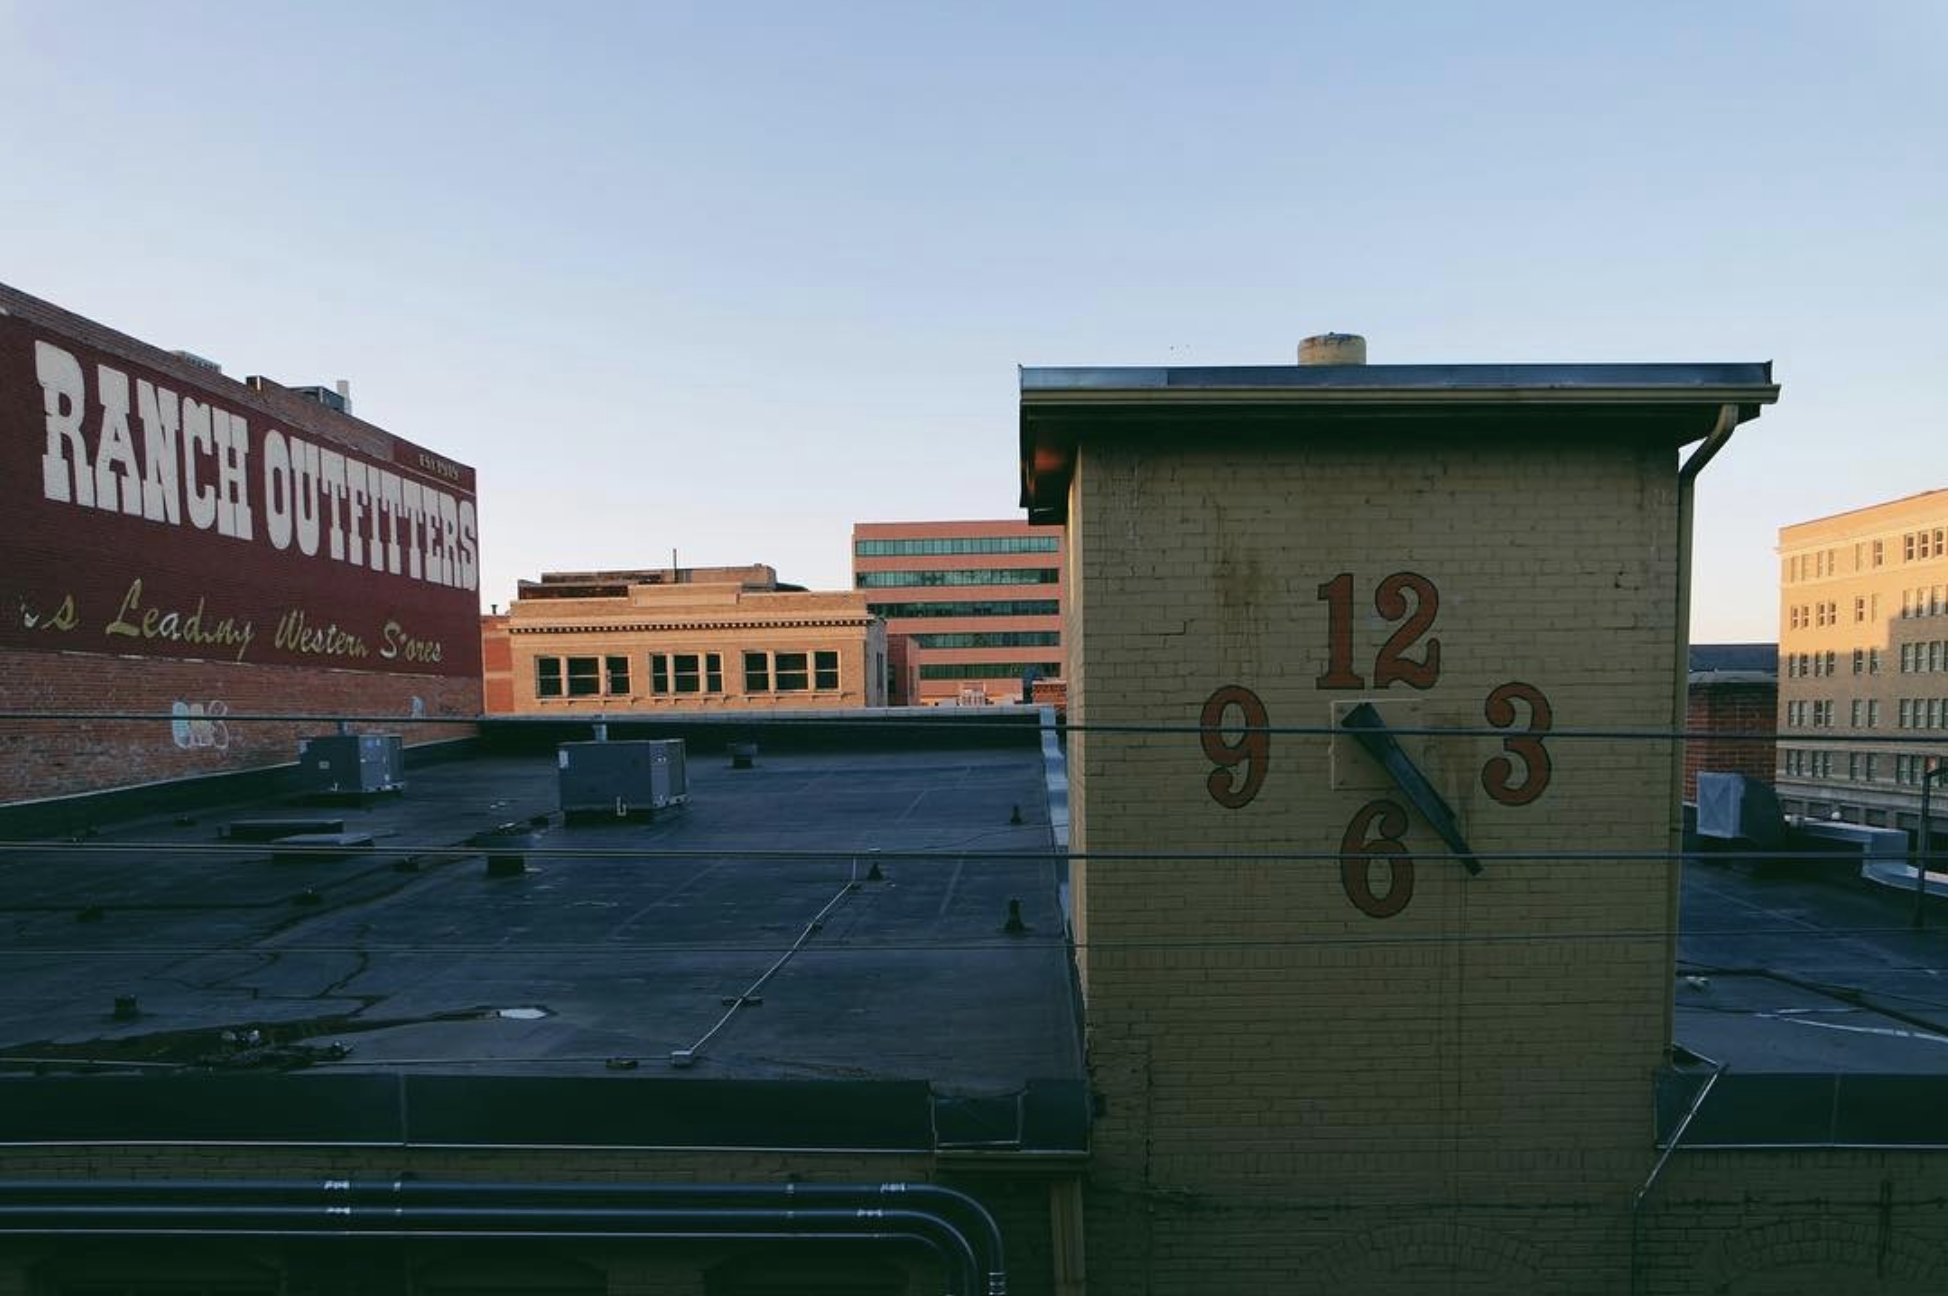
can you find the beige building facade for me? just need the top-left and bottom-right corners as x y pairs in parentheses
(1777, 490), (1948, 832)
(487, 566), (886, 714)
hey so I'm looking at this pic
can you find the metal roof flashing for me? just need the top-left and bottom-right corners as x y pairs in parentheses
(1016, 361), (1780, 521)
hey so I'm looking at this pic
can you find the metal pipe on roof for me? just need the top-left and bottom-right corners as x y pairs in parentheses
(0, 1177), (1004, 1294)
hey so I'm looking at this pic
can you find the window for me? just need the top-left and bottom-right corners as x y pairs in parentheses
(1866, 753), (1879, 781)
(856, 568), (1060, 588)
(814, 650), (839, 690)
(1849, 752), (1862, 781)
(646, 652), (725, 696)
(1826, 651), (1837, 675)
(566, 656), (600, 697)
(1903, 644), (1914, 672)
(1907, 533), (1918, 562)
(536, 656), (564, 698)
(1934, 642), (1944, 673)
(866, 599), (1061, 619)
(744, 651), (770, 692)
(854, 535), (1060, 557)
(1900, 699), (1912, 729)
(605, 655), (631, 695)
(1869, 700), (1881, 726)
(1871, 648), (1882, 675)
(1855, 596), (1867, 623)
(919, 661), (1063, 680)
(1853, 649), (1865, 675)
(775, 652), (809, 691)
(1851, 699), (1864, 727)
(1874, 539), (1885, 567)
(911, 631), (1063, 649)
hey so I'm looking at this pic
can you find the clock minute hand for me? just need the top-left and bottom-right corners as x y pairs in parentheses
(1339, 702), (1483, 876)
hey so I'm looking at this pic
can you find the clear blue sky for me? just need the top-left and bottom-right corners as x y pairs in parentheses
(4, 1), (1941, 640)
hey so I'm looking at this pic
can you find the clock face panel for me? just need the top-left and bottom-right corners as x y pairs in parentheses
(1070, 437), (1681, 943)
(1200, 572), (1555, 919)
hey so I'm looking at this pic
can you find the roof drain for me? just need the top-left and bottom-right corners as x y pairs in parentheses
(671, 877), (860, 1069)
(0, 1177), (1006, 1295)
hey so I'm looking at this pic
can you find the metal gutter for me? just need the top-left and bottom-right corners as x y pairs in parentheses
(1667, 404), (1743, 1047)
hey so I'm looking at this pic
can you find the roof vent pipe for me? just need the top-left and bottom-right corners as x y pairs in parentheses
(1298, 333), (1367, 366)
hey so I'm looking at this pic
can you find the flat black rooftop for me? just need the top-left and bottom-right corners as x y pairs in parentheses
(0, 726), (1084, 1150)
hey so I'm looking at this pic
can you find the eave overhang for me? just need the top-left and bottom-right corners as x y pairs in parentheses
(1018, 361), (1780, 524)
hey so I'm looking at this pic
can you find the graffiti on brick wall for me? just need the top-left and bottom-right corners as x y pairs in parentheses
(169, 700), (231, 751)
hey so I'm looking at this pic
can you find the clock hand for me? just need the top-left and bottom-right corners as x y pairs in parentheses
(1339, 702), (1483, 875)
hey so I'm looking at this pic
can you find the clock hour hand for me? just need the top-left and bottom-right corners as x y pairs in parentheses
(1339, 702), (1483, 875)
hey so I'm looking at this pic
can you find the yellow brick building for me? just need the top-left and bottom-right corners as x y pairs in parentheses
(1777, 490), (1948, 831)
(487, 565), (887, 714)
(1010, 345), (1948, 1293)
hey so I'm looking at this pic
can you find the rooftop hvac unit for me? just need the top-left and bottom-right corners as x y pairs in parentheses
(297, 733), (405, 795)
(1695, 772), (1787, 849)
(558, 738), (687, 819)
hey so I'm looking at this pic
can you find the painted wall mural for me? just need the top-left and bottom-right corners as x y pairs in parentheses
(0, 313), (481, 677)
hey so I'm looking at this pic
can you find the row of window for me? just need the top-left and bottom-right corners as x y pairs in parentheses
(1903, 586), (1948, 618)
(1789, 601), (1839, 629)
(1784, 532), (1946, 583)
(910, 631), (1060, 649)
(535, 650), (841, 698)
(1783, 750), (1941, 785)
(1786, 649), (1881, 678)
(856, 568), (1060, 589)
(1785, 700), (1837, 728)
(1901, 641), (1948, 673)
(1898, 697), (1948, 730)
(1786, 549), (1840, 583)
(917, 661), (1061, 680)
(854, 536), (1060, 557)
(866, 598), (1059, 619)
(1786, 698), (1887, 729)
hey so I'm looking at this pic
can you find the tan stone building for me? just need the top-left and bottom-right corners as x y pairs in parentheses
(485, 565), (886, 714)
(1777, 490), (1948, 832)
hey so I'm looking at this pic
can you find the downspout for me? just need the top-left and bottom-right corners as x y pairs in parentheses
(1668, 404), (1741, 1049)
(0, 1178), (1007, 1296)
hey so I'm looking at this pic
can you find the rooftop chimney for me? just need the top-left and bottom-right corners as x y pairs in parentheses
(1298, 333), (1367, 366)
(335, 380), (353, 415)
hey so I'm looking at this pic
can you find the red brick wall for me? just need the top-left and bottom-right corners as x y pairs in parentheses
(0, 647), (478, 802)
(480, 613), (514, 714)
(1685, 679), (1778, 798)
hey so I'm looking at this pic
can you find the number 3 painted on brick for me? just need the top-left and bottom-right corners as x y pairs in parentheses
(1482, 681), (1553, 806)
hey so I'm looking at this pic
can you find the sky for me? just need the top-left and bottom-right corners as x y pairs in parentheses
(2, 1), (1941, 640)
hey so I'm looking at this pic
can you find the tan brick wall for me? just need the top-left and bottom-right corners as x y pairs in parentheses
(1067, 433), (1686, 1290)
